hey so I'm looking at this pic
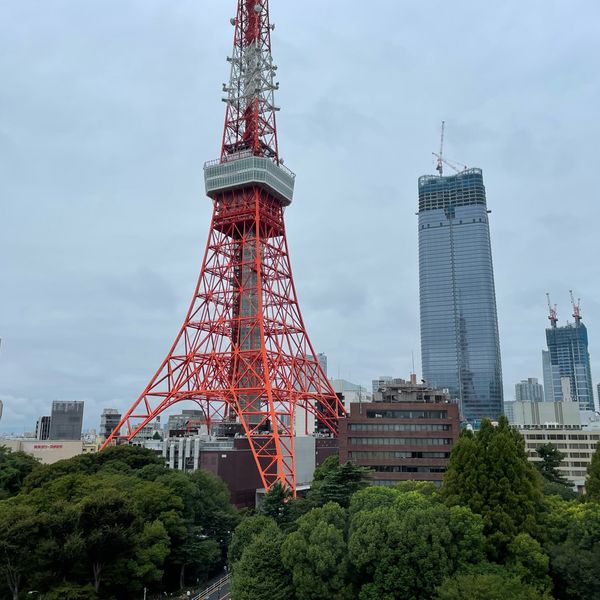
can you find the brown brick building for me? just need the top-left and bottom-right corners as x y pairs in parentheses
(339, 378), (460, 486)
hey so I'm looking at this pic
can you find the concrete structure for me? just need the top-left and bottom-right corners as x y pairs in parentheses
(340, 379), (460, 486)
(35, 416), (51, 440)
(544, 319), (595, 410)
(418, 168), (503, 422)
(49, 401), (84, 440)
(331, 379), (371, 412)
(167, 410), (207, 436)
(542, 350), (554, 402)
(142, 432), (325, 507)
(504, 400), (515, 423)
(520, 425), (600, 492)
(510, 400), (581, 427)
(100, 409), (121, 440)
(1, 439), (84, 464)
(515, 378), (544, 402)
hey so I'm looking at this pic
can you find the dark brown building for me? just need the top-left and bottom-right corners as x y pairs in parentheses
(339, 378), (460, 486)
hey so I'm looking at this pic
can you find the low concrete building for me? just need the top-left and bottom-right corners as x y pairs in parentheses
(1, 439), (84, 464)
(519, 424), (600, 491)
(340, 378), (460, 486)
(510, 400), (581, 427)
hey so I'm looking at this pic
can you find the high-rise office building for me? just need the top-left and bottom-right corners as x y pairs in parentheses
(544, 317), (594, 411)
(418, 168), (503, 421)
(515, 378), (544, 402)
(49, 401), (84, 440)
(100, 409), (121, 440)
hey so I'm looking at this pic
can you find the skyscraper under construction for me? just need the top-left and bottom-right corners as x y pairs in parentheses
(543, 294), (595, 411)
(418, 167), (503, 421)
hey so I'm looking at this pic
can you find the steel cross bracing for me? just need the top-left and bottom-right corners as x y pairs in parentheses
(102, 0), (344, 493)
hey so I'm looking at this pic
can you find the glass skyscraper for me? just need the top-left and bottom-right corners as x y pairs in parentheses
(543, 320), (594, 410)
(418, 168), (503, 421)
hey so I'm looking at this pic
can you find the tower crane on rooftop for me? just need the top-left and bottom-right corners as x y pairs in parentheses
(547, 293), (558, 328)
(570, 290), (582, 323)
(432, 121), (468, 176)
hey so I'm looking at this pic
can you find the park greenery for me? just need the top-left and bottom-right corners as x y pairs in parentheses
(2, 418), (600, 599)
(0, 445), (239, 599)
(230, 418), (600, 600)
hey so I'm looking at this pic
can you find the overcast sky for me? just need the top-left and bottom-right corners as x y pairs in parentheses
(1, 0), (600, 432)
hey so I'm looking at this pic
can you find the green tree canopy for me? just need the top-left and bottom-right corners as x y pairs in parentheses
(442, 417), (545, 559)
(435, 564), (551, 600)
(281, 502), (353, 600)
(308, 461), (371, 508)
(535, 443), (570, 486)
(0, 445), (40, 499)
(231, 529), (293, 600)
(348, 490), (485, 600)
(585, 441), (600, 502)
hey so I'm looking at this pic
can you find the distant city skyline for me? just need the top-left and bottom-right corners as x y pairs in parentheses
(1, 0), (600, 431)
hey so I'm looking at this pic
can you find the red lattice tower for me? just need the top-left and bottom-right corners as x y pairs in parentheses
(101, 0), (344, 493)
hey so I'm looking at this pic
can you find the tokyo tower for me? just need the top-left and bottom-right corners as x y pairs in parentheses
(102, 0), (344, 493)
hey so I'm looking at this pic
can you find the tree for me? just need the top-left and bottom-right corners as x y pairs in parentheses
(281, 502), (353, 599)
(507, 533), (552, 594)
(77, 490), (137, 593)
(442, 417), (545, 559)
(548, 502), (600, 600)
(0, 503), (45, 600)
(435, 566), (550, 600)
(231, 529), (293, 600)
(312, 455), (339, 481)
(229, 515), (279, 567)
(585, 441), (600, 502)
(44, 583), (98, 600)
(308, 461), (371, 508)
(258, 481), (293, 528)
(535, 443), (570, 486)
(348, 498), (486, 600)
(0, 445), (40, 498)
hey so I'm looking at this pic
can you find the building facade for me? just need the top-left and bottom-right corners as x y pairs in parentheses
(100, 409), (121, 440)
(418, 168), (503, 421)
(35, 416), (51, 440)
(520, 425), (600, 492)
(544, 320), (594, 410)
(339, 380), (460, 486)
(515, 378), (544, 402)
(49, 401), (84, 440)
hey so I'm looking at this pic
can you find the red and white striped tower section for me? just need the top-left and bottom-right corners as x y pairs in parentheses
(102, 0), (345, 493)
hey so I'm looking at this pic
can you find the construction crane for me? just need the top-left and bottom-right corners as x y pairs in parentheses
(570, 290), (582, 323)
(546, 293), (558, 328)
(432, 121), (468, 176)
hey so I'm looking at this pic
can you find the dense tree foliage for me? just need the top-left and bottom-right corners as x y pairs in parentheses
(536, 443), (570, 487)
(442, 417), (545, 558)
(585, 441), (600, 502)
(0, 445), (239, 599)
(0, 445), (40, 499)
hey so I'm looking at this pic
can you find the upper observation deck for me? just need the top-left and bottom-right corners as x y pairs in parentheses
(204, 152), (295, 206)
